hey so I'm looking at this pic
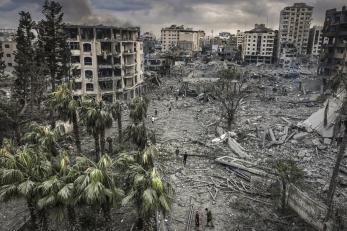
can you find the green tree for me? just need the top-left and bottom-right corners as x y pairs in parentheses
(49, 84), (81, 154)
(122, 166), (172, 230)
(80, 99), (113, 160)
(13, 11), (35, 108)
(274, 159), (303, 211)
(0, 140), (53, 230)
(111, 101), (123, 143)
(129, 96), (149, 124)
(74, 154), (124, 231)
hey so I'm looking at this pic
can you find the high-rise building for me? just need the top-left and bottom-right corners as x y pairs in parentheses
(64, 25), (144, 102)
(236, 30), (245, 50)
(160, 25), (205, 52)
(307, 26), (325, 57)
(242, 24), (276, 64)
(278, 3), (313, 61)
(0, 29), (16, 73)
(319, 6), (347, 78)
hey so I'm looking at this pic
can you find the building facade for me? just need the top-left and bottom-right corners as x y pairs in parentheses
(319, 6), (347, 78)
(0, 29), (16, 73)
(242, 24), (276, 64)
(64, 25), (144, 102)
(161, 25), (205, 52)
(307, 26), (325, 57)
(278, 3), (313, 61)
(236, 30), (245, 50)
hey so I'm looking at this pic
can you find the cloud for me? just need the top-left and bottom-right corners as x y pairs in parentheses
(0, 0), (345, 36)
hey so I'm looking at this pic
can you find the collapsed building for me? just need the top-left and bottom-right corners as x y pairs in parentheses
(64, 25), (144, 102)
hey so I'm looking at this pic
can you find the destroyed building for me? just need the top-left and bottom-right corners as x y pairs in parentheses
(160, 25), (205, 52)
(307, 25), (325, 58)
(242, 24), (277, 64)
(319, 6), (347, 80)
(64, 25), (144, 102)
(0, 29), (16, 73)
(278, 3), (313, 65)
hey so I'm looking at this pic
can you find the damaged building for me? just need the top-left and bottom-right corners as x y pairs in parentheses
(0, 29), (16, 73)
(64, 25), (144, 102)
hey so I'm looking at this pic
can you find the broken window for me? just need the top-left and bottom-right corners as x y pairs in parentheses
(116, 80), (122, 89)
(74, 82), (82, 90)
(114, 68), (121, 76)
(85, 70), (93, 80)
(83, 43), (92, 52)
(86, 83), (94, 91)
(98, 68), (113, 78)
(81, 28), (94, 40)
(71, 56), (80, 64)
(84, 57), (92, 66)
(99, 80), (113, 90)
(114, 56), (121, 65)
(102, 94), (113, 103)
(72, 69), (81, 79)
(101, 42), (112, 53)
(65, 28), (78, 39)
(96, 28), (111, 40)
(97, 55), (112, 65)
(69, 42), (80, 50)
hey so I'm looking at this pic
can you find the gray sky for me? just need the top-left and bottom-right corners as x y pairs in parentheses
(0, 0), (346, 36)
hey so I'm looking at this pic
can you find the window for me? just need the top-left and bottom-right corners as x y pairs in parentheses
(84, 57), (92, 66)
(74, 82), (82, 90)
(6, 54), (11, 57)
(69, 42), (80, 50)
(86, 83), (94, 91)
(85, 70), (93, 79)
(83, 43), (92, 52)
(72, 69), (81, 78)
(71, 56), (80, 64)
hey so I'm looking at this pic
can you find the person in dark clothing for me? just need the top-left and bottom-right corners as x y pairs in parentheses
(155, 109), (158, 116)
(205, 208), (214, 227)
(183, 152), (188, 166)
(195, 210), (200, 227)
(168, 107), (171, 112)
(175, 147), (179, 157)
(176, 95), (178, 101)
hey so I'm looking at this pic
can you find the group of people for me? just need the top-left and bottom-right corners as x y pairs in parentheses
(175, 147), (188, 166)
(195, 208), (214, 229)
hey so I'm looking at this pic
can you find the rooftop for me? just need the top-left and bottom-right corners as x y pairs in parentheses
(245, 24), (273, 33)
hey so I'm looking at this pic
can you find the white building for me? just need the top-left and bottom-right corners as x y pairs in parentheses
(278, 3), (313, 59)
(242, 24), (276, 64)
(0, 29), (16, 73)
(161, 25), (205, 52)
(64, 25), (144, 102)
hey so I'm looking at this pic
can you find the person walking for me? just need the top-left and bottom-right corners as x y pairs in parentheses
(155, 109), (158, 116)
(183, 152), (188, 166)
(151, 116), (155, 124)
(205, 208), (214, 227)
(195, 210), (200, 228)
(175, 147), (179, 157)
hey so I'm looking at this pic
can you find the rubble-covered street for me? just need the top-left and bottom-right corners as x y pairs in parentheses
(144, 60), (346, 230)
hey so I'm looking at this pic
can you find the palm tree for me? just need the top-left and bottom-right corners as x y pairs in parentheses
(122, 166), (173, 230)
(111, 101), (123, 143)
(37, 153), (80, 231)
(129, 96), (149, 125)
(49, 83), (81, 154)
(80, 99), (113, 160)
(23, 122), (62, 156)
(73, 154), (124, 231)
(0, 139), (53, 230)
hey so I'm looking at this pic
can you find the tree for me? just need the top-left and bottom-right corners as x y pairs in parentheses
(122, 166), (172, 230)
(129, 96), (149, 125)
(36, 0), (70, 127)
(0, 140), (53, 230)
(274, 159), (303, 211)
(49, 83), (81, 154)
(80, 99), (113, 160)
(111, 101), (123, 143)
(74, 154), (124, 231)
(207, 68), (248, 130)
(13, 11), (35, 108)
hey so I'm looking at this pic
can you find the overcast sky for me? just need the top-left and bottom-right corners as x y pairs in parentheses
(0, 0), (346, 37)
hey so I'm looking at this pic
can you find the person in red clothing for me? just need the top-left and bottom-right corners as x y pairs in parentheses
(195, 210), (200, 228)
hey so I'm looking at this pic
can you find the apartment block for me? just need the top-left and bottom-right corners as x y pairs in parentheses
(319, 6), (347, 77)
(64, 25), (144, 102)
(278, 3), (313, 60)
(308, 26), (325, 57)
(242, 24), (276, 64)
(161, 25), (205, 52)
(236, 30), (245, 50)
(0, 29), (16, 73)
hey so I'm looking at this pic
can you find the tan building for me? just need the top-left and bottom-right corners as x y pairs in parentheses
(278, 3), (313, 60)
(0, 29), (16, 73)
(161, 25), (205, 52)
(236, 30), (245, 50)
(64, 25), (144, 102)
(307, 25), (325, 57)
(242, 24), (276, 64)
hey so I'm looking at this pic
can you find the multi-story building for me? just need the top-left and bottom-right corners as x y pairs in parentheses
(64, 25), (144, 102)
(242, 24), (276, 64)
(236, 30), (245, 50)
(161, 25), (205, 52)
(308, 26), (325, 57)
(319, 6), (347, 78)
(278, 3), (313, 61)
(0, 29), (16, 73)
